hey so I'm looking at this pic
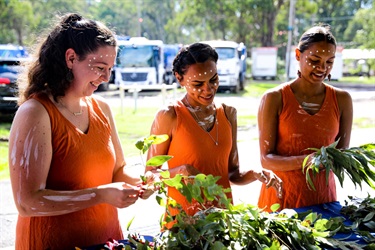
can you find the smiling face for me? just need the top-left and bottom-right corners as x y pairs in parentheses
(177, 60), (219, 106)
(297, 41), (336, 83)
(69, 45), (117, 95)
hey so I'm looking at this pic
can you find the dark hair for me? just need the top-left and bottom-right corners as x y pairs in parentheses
(17, 13), (117, 104)
(298, 24), (337, 53)
(172, 43), (218, 80)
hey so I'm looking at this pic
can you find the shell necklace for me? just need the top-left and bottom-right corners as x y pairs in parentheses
(184, 96), (219, 146)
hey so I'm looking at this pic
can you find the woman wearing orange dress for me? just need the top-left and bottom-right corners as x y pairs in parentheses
(145, 43), (283, 228)
(257, 25), (353, 212)
(8, 13), (155, 250)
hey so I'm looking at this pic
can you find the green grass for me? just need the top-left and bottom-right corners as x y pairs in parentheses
(114, 106), (159, 158)
(339, 76), (375, 85)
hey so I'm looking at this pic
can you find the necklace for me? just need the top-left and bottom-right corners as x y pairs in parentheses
(184, 96), (219, 146)
(58, 98), (83, 116)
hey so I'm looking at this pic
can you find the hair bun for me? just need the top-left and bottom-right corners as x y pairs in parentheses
(61, 13), (83, 26)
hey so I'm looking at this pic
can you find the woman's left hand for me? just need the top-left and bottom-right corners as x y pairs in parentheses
(138, 171), (160, 199)
(256, 170), (283, 199)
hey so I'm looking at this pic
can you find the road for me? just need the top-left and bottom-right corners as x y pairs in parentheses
(1, 84), (374, 249)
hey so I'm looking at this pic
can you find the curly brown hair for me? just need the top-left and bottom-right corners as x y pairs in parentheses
(17, 13), (117, 105)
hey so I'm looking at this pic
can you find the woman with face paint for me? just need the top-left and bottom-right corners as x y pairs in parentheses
(8, 13), (156, 249)
(145, 42), (283, 228)
(257, 25), (353, 212)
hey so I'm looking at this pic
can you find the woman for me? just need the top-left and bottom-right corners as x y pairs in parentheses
(8, 13), (154, 249)
(145, 42), (282, 227)
(257, 25), (353, 212)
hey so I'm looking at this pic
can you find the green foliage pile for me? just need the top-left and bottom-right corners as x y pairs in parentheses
(123, 135), (371, 250)
(341, 195), (375, 246)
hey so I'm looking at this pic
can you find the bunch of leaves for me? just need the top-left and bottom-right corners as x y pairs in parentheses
(302, 140), (375, 191)
(153, 186), (350, 249)
(126, 135), (365, 249)
(340, 194), (375, 246)
(137, 174), (359, 250)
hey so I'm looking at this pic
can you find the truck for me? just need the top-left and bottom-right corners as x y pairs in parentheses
(202, 40), (247, 93)
(163, 44), (181, 85)
(114, 37), (165, 87)
(288, 46), (343, 80)
(251, 47), (278, 80)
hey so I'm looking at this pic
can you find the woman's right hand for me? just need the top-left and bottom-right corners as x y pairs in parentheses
(176, 164), (201, 177)
(98, 182), (141, 208)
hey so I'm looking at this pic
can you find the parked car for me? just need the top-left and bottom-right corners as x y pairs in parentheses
(0, 44), (29, 119)
(0, 44), (29, 58)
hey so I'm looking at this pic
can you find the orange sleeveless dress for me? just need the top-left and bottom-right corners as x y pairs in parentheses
(165, 100), (232, 223)
(258, 83), (340, 212)
(15, 93), (122, 250)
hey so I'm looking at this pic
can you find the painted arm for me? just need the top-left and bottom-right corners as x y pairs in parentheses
(9, 100), (140, 217)
(226, 104), (282, 197)
(96, 96), (154, 199)
(258, 90), (307, 172)
(335, 89), (353, 149)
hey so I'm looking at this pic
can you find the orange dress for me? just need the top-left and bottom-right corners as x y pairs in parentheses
(165, 101), (233, 221)
(15, 93), (122, 250)
(258, 83), (339, 212)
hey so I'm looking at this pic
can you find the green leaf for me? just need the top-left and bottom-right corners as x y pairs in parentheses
(146, 155), (173, 166)
(159, 170), (170, 179)
(314, 218), (330, 231)
(163, 174), (183, 189)
(126, 216), (135, 231)
(270, 203), (280, 212)
(363, 211), (375, 222)
(135, 139), (144, 150)
(135, 134), (169, 153)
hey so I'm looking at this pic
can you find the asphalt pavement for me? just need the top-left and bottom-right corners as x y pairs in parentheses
(1, 84), (374, 249)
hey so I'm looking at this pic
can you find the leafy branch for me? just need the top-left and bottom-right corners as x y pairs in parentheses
(302, 140), (375, 191)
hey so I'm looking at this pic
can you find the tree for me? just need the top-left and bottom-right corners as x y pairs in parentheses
(346, 3), (375, 49)
(0, 0), (34, 45)
(88, 0), (138, 37)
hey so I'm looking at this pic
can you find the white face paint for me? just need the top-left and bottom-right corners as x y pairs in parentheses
(43, 192), (96, 202)
(88, 53), (116, 77)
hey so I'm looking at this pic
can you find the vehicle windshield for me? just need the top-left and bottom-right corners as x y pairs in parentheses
(116, 45), (157, 67)
(0, 47), (28, 58)
(215, 47), (236, 60)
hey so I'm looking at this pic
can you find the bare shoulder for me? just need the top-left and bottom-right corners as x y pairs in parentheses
(154, 103), (177, 122)
(150, 103), (177, 134)
(261, 82), (285, 103)
(92, 94), (111, 114)
(11, 98), (50, 131)
(221, 103), (237, 119)
(328, 85), (353, 104)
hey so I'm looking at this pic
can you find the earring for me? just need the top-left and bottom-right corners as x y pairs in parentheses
(328, 74), (331, 81)
(297, 70), (302, 78)
(66, 68), (74, 82)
